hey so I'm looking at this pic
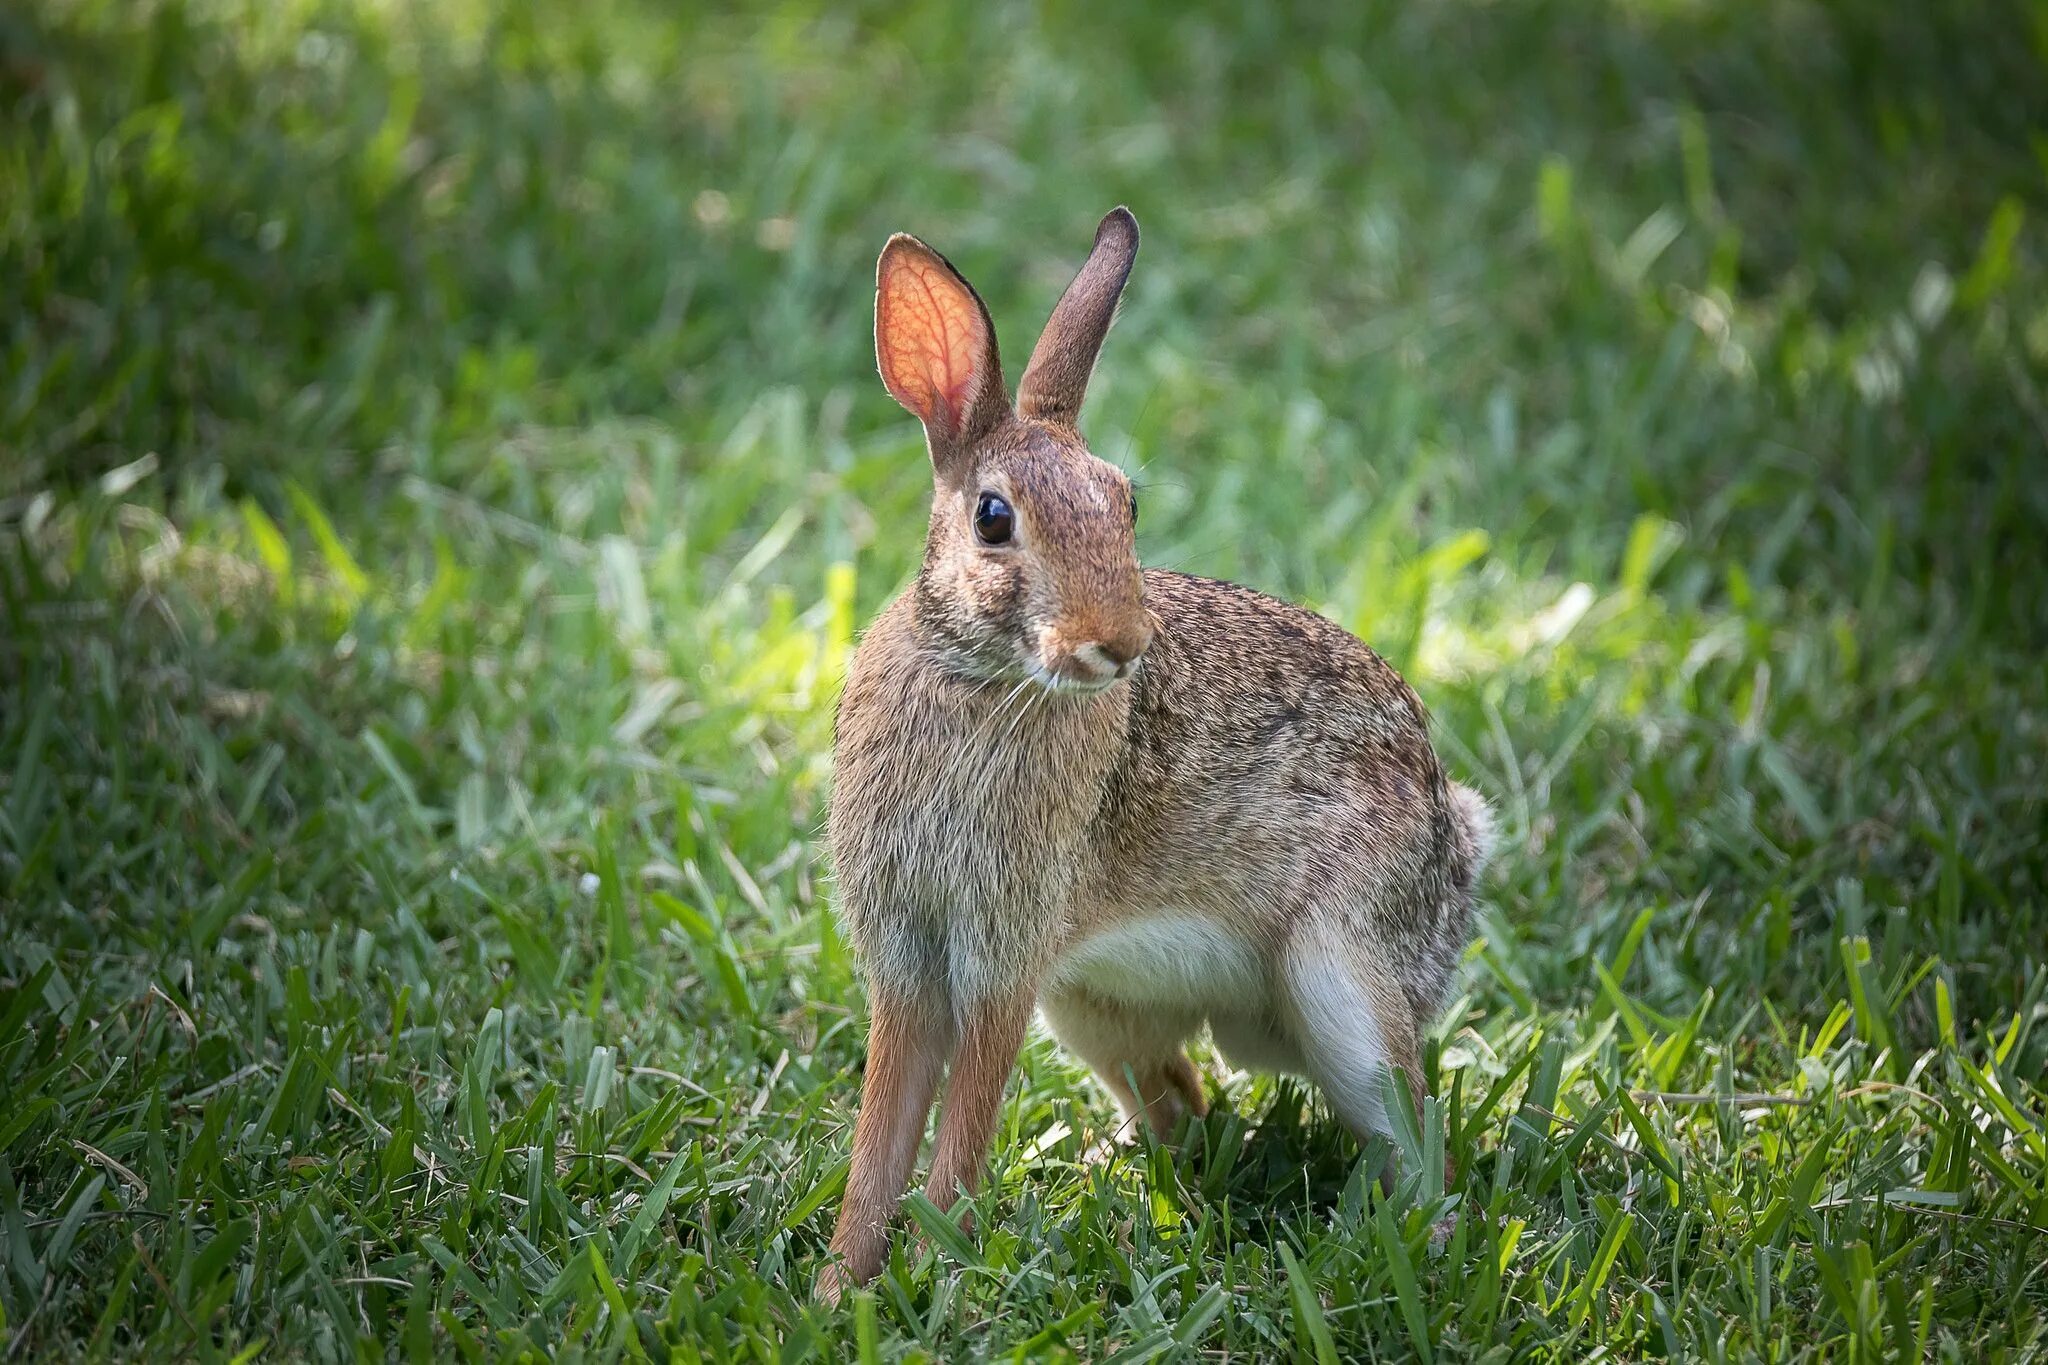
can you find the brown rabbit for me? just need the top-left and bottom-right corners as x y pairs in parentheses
(815, 207), (1496, 1302)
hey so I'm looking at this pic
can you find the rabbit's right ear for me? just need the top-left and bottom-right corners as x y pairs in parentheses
(876, 234), (1009, 474)
(1016, 207), (1138, 427)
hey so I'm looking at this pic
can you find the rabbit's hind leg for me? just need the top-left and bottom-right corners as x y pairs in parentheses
(1280, 920), (1429, 1175)
(1041, 985), (1207, 1143)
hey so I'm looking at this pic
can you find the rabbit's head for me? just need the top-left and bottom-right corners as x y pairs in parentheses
(875, 208), (1150, 693)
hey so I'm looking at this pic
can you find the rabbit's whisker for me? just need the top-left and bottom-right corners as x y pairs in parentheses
(973, 680), (1050, 809)
(935, 675), (1034, 791)
(996, 678), (1047, 749)
(1119, 377), (1164, 476)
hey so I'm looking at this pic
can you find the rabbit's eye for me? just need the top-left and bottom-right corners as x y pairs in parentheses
(1129, 492), (1139, 528)
(974, 492), (1014, 545)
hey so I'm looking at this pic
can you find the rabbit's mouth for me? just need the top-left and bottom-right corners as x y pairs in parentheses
(1027, 664), (1124, 696)
(1021, 650), (1140, 697)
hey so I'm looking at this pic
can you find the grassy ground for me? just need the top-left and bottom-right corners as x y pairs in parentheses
(4, 0), (2047, 1357)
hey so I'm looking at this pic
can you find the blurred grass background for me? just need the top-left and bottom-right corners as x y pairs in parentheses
(2, 0), (2045, 1358)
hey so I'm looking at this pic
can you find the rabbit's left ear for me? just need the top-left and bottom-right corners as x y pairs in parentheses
(1016, 207), (1138, 427)
(876, 234), (1010, 473)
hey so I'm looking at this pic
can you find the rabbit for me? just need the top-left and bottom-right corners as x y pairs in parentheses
(815, 206), (1496, 1303)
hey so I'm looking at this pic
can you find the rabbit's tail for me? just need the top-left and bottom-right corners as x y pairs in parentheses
(1448, 782), (1498, 880)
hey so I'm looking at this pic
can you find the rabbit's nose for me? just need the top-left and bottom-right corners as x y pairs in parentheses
(1071, 643), (1120, 679)
(1082, 625), (1153, 677)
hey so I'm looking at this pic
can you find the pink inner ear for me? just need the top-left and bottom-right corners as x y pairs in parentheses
(877, 248), (985, 437)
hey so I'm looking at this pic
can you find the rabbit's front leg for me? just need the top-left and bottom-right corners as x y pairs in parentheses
(921, 988), (1035, 1222)
(817, 992), (951, 1303)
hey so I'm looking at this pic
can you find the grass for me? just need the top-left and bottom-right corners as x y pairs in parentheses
(3, 0), (2046, 1357)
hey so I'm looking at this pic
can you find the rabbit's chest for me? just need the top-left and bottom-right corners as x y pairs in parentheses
(830, 675), (1126, 1001)
(841, 801), (1081, 1004)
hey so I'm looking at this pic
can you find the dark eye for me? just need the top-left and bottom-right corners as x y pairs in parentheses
(974, 491), (1014, 545)
(1129, 492), (1139, 528)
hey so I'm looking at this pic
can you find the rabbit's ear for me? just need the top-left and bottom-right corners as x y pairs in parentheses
(1016, 207), (1138, 427)
(876, 234), (1009, 469)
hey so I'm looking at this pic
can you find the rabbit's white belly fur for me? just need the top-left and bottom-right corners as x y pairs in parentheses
(1046, 914), (1263, 1012)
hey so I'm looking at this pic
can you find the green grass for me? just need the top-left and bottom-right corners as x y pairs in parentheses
(4, 0), (2046, 1357)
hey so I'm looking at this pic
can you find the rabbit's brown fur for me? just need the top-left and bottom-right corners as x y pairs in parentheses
(817, 208), (1495, 1302)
